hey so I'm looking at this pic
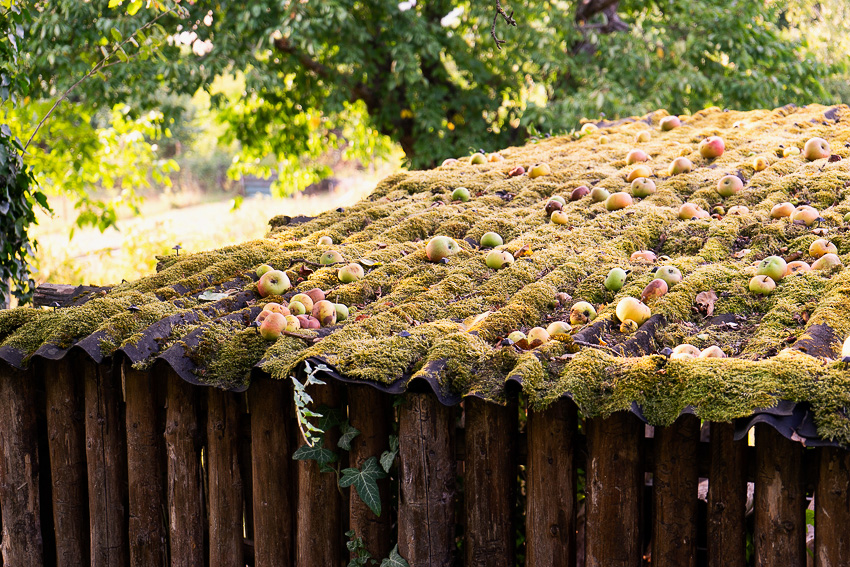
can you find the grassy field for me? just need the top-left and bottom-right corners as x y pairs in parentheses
(31, 173), (387, 288)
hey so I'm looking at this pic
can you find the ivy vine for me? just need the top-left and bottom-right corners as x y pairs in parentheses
(292, 361), (407, 566)
(0, 127), (47, 306)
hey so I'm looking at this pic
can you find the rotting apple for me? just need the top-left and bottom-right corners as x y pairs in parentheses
(809, 239), (837, 259)
(752, 156), (769, 171)
(545, 200), (563, 215)
(312, 300), (338, 327)
(570, 301), (597, 326)
(570, 186), (590, 200)
(527, 327), (551, 347)
(640, 279), (668, 302)
(485, 250), (515, 269)
(630, 250), (657, 263)
(288, 300), (307, 316)
(791, 205), (820, 227)
(338, 263), (366, 283)
(785, 261), (811, 276)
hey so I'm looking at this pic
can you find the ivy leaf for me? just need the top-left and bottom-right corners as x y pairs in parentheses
(380, 545), (409, 567)
(292, 444), (337, 464)
(380, 434), (399, 473)
(338, 421), (361, 451)
(338, 457), (386, 516)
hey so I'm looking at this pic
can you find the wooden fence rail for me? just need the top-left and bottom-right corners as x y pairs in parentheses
(1, 359), (849, 566)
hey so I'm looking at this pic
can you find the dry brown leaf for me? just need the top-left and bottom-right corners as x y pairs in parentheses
(695, 290), (718, 317)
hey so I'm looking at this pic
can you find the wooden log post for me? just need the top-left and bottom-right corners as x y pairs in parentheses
(296, 380), (343, 567)
(464, 396), (516, 567)
(754, 424), (805, 566)
(45, 357), (89, 566)
(163, 368), (204, 567)
(249, 377), (295, 566)
(651, 414), (699, 567)
(84, 359), (129, 567)
(815, 446), (850, 566)
(348, 385), (392, 562)
(707, 421), (747, 567)
(206, 387), (244, 567)
(525, 398), (578, 567)
(124, 362), (167, 567)
(398, 392), (457, 567)
(0, 365), (44, 565)
(585, 411), (643, 567)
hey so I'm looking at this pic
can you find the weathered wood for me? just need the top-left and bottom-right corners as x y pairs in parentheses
(206, 387), (244, 567)
(33, 283), (111, 308)
(0, 365), (44, 565)
(398, 392), (457, 567)
(348, 385), (392, 562)
(237, 405), (254, 542)
(296, 380), (343, 567)
(124, 363), (167, 567)
(249, 378), (295, 566)
(45, 357), (89, 566)
(84, 359), (129, 567)
(525, 398), (577, 567)
(651, 414), (699, 567)
(585, 411), (643, 567)
(464, 396), (516, 567)
(815, 446), (850, 566)
(164, 368), (204, 567)
(707, 422), (747, 567)
(754, 424), (806, 566)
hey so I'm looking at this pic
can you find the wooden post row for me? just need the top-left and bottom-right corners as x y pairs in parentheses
(83, 358), (129, 567)
(296, 380), (343, 567)
(707, 421), (747, 567)
(526, 398), (578, 567)
(398, 392), (457, 567)
(0, 365), (44, 566)
(585, 411), (644, 567)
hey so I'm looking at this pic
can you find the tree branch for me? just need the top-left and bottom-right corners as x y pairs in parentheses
(491, 0), (517, 50)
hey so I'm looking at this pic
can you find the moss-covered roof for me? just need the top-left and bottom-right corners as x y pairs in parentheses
(4, 104), (850, 445)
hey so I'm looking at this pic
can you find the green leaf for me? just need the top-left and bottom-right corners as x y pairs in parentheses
(379, 449), (396, 474)
(127, 0), (143, 15)
(107, 0), (123, 7)
(337, 421), (360, 451)
(380, 545), (409, 567)
(338, 457), (387, 516)
(110, 28), (122, 42)
(292, 444), (337, 464)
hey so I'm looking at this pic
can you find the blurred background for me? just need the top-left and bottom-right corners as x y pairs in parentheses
(2, 0), (849, 297)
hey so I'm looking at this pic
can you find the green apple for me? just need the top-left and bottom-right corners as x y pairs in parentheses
(507, 330), (526, 344)
(783, 146), (801, 157)
(590, 187), (610, 203)
(655, 266), (682, 286)
(290, 293), (314, 313)
(605, 268), (628, 291)
(256, 263), (274, 277)
(320, 250), (344, 265)
(485, 250), (515, 269)
(257, 270), (291, 297)
(749, 275), (776, 295)
(631, 178), (656, 198)
(425, 236), (459, 262)
(338, 263), (365, 283)
(546, 321), (572, 337)
(470, 153), (487, 165)
(288, 300), (307, 316)
(452, 187), (471, 202)
(550, 195), (567, 206)
(756, 256), (787, 282)
(480, 232), (504, 248)
(317, 235), (333, 246)
(335, 303), (350, 322)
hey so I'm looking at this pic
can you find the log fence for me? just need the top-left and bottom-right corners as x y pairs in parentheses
(1, 358), (849, 566)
